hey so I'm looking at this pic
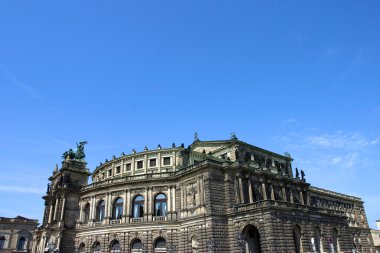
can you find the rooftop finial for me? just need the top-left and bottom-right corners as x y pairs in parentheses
(158, 144), (162, 149)
(172, 143), (176, 148)
(132, 149), (136, 154)
(230, 132), (238, 140)
(194, 132), (199, 142)
(144, 146), (148, 151)
(54, 164), (58, 172)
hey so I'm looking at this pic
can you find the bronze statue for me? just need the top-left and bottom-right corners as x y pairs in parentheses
(295, 168), (299, 178)
(62, 141), (87, 160)
(301, 170), (305, 180)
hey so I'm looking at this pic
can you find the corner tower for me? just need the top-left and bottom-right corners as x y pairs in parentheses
(32, 142), (90, 253)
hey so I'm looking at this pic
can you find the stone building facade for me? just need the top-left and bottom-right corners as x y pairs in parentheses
(32, 138), (375, 253)
(0, 216), (38, 253)
(371, 220), (380, 252)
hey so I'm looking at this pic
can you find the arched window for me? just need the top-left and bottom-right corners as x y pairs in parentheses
(112, 197), (124, 220)
(83, 203), (90, 223)
(154, 194), (167, 217)
(96, 200), (105, 221)
(293, 225), (302, 253)
(154, 237), (167, 253)
(133, 195), (144, 218)
(0, 236), (5, 249)
(92, 241), (101, 253)
(131, 239), (143, 253)
(78, 243), (86, 253)
(17, 237), (26, 250)
(110, 240), (121, 253)
(242, 225), (261, 253)
(332, 228), (339, 252)
(313, 227), (322, 253)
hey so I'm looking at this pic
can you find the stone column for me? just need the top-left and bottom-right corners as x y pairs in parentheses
(122, 191), (127, 223)
(167, 186), (172, 214)
(90, 196), (96, 221)
(158, 152), (162, 173)
(300, 191), (304, 205)
(270, 185), (275, 200)
(60, 196), (66, 220)
(238, 177), (244, 203)
(172, 186), (176, 212)
(261, 182), (267, 200)
(48, 203), (54, 223)
(53, 198), (59, 220)
(290, 190), (294, 203)
(79, 201), (83, 222)
(131, 157), (135, 175)
(282, 186), (287, 202)
(144, 154), (148, 174)
(248, 178), (254, 203)
(148, 187), (153, 221)
(126, 190), (131, 223)
(144, 188), (148, 221)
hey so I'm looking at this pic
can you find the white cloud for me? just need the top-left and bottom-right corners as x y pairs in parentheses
(0, 185), (45, 194)
(331, 156), (342, 165)
(306, 132), (378, 149)
(1, 65), (42, 101)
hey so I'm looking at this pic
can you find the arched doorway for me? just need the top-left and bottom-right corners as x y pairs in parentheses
(242, 225), (261, 253)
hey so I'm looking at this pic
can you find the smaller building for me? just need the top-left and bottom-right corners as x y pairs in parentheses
(0, 216), (39, 253)
(372, 220), (380, 253)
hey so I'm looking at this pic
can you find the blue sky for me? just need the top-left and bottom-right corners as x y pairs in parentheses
(0, 1), (379, 228)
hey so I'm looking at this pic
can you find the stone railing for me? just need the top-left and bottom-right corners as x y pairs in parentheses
(233, 200), (346, 216)
(153, 216), (167, 222)
(110, 219), (121, 224)
(310, 186), (361, 201)
(130, 217), (143, 223)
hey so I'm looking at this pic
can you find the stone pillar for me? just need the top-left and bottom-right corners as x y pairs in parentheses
(148, 187), (153, 221)
(90, 196), (96, 221)
(60, 196), (66, 220)
(79, 201), (83, 222)
(131, 157), (135, 175)
(167, 186), (172, 213)
(48, 203), (54, 223)
(172, 186), (176, 211)
(126, 190), (131, 223)
(248, 178), (254, 203)
(282, 186), (287, 202)
(270, 185), (275, 200)
(238, 177), (244, 203)
(122, 192), (127, 223)
(158, 152), (162, 173)
(300, 191), (304, 205)
(144, 188), (148, 221)
(290, 190), (294, 203)
(53, 198), (59, 220)
(261, 182), (267, 200)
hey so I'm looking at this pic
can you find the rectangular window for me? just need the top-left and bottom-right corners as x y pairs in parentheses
(137, 161), (143, 169)
(116, 166), (121, 174)
(108, 170), (112, 177)
(126, 163), (131, 171)
(149, 159), (157, 167)
(163, 157), (171, 165)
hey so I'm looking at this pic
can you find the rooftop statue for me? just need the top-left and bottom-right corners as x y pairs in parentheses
(62, 141), (87, 160)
